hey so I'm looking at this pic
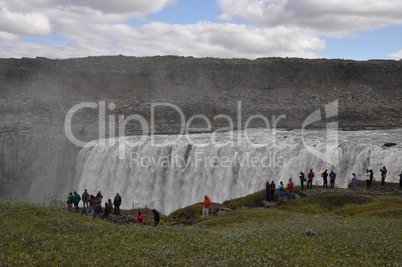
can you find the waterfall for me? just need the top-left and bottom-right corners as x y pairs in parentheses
(75, 129), (402, 215)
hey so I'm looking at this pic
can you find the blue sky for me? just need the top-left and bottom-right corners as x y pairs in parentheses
(323, 25), (402, 60)
(150, 0), (221, 24)
(0, 0), (401, 60)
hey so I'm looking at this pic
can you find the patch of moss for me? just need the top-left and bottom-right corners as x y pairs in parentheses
(221, 190), (266, 210)
(169, 205), (202, 221)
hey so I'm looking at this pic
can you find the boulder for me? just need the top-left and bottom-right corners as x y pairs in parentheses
(305, 228), (316, 236)
(383, 143), (396, 147)
(217, 207), (232, 215)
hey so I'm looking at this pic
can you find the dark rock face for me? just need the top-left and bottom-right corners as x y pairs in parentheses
(383, 143), (397, 147)
(0, 56), (401, 202)
(1, 56), (401, 136)
(1, 56), (401, 137)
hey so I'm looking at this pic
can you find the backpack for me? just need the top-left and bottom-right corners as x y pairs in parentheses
(321, 172), (324, 178)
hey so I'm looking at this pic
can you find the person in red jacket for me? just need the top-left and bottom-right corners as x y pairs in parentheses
(287, 178), (294, 200)
(136, 211), (144, 225)
(203, 195), (211, 217)
(307, 169), (314, 189)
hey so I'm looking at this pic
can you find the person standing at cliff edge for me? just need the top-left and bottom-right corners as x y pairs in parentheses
(114, 193), (122, 215)
(307, 169), (314, 189)
(103, 203), (112, 222)
(299, 172), (305, 190)
(265, 181), (270, 201)
(352, 173), (358, 190)
(287, 178), (294, 200)
(269, 181), (276, 201)
(152, 209), (160, 226)
(380, 166), (387, 187)
(82, 189), (89, 211)
(67, 192), (73, 212)
(96, 191), (103, 199)
(277, 182), (285, 204)
(107, 199), (113, 213)
(399, 170), (402, 190)
(369, 169), (374, 187)
(73, 191), (81, 212)
(136, 211), (144, 225)
(322, 170), (328, 188)
(329, 170), (336, 189)
(203, 195), (211, 217)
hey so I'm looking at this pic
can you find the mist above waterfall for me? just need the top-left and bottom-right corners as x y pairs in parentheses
(75, 129), (402, 215)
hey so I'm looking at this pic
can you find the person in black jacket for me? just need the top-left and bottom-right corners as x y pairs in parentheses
(265, 181), (270, 201)
(269, 181), (276, 201)
(152, 209), (160, 226)
(299, 172), (305, 190)
(365, 169), (374, 188)
(399, 170), (402, 190)
(96, 191), (103, 199)
(322, 169), (328, 188)
(113, 193), (122, 214)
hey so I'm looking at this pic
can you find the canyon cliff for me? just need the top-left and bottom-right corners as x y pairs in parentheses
(0, 56), (401, 201)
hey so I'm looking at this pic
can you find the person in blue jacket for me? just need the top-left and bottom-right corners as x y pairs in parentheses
(329, 170), (336, 189)
(73, 191), (81, 212)
(277, 181), (285, 204)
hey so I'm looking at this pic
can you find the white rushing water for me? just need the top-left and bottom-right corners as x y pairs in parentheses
(75, 129), (402, 215)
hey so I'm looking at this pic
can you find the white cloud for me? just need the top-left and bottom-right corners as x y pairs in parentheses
(0, 0), (176, 41)
(0, 31), (19, 41)
(0, 22), (325, 59)
(77, 0), (176, 14)
(0, 7), (52, 38)
(2, 0), (175, 15)
(0, 0), (327, 59)
(389, 50), (402, 59)
(217, 0), (402, 37)
(0, 0), (400, 59)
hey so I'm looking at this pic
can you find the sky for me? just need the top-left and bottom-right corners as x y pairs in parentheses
(0, 0), (402, 60)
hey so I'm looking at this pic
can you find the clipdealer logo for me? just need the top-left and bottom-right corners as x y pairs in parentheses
(64, 101), (286, 159)
(64, 100), (339, 166)
(302, 100), (339, 166)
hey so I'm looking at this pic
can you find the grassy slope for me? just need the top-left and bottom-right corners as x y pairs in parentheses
(1, 194), (401, 266)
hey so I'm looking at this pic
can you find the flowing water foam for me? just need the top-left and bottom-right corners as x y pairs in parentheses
(75, 129), (402, 215)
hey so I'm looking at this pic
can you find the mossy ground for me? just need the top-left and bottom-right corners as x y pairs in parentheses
(0, 192), (401, 266)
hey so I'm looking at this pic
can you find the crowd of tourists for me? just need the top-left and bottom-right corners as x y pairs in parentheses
(266, 166), (402, 203)
(66, 190), (160, 226)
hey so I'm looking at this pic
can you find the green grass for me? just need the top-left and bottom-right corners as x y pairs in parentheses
(168, 202), (204, 222)
(0, 194), (401, 266)
(221, 190), (266, 210)
(277, 194), (402, 217)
